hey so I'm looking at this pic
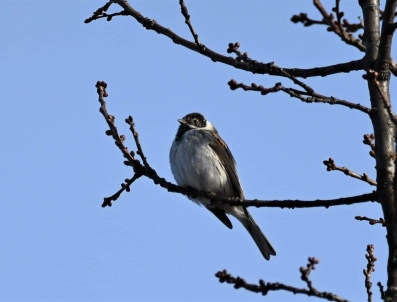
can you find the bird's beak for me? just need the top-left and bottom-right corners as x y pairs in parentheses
(178, 119), (187, 125)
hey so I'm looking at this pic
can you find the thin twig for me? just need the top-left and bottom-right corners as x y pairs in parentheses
(377, 282), (385, 300)
(228, 79), (372, 115)
(95, 81), (378, 208)
(96, 81), (147, 207)
(313, 0), (365, 51)
(363, 244), (377, 302)
(215, 258), (349, 302)
(355, 216), (386, 227)
(291, 11), (364, 33)
(102, 173), (142, 207)
(333, 0), (348, 41)
(323, 158), (377, 186)
(179, 0), (205, 52)
(363, 133), (376, 158)
(125, 116), (151, 170)
(96, 81), (143, 171)
(291, 13), (328, 27)
(84, 1), (129, 23)
(84, 10), (128, 23)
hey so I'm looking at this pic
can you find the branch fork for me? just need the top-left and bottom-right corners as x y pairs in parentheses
(215, 257), (349, 302)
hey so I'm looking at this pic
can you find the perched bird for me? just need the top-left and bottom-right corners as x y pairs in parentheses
(169, 112), (276, 260)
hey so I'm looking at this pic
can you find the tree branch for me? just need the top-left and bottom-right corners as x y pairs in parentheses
(377, 282), (385, 300)
(298, 0), (366, 51)
(363, 133), (376, 158)
(360, 1), (397, 300)
(290, 13), (328, 27)
(291, 10), (364, 33)
(323, 158), (377, 186)
(179, 0), (204, 52)
(215, 257), (349, 302)
(126, 117), (151, 170)
(376, 0), (397, 73)
(84, 0), (114, 23)
(95, 81), (378, 209)
(225, 193), (377, 209)
(226, 42), (363, 78)
(363, 244), (377, 302)
(365, 69), (397, 124)
(84, 9), (128, 23)
(355, 216), (386, 227)
(292, 0), (397, 76)
(102, 173), (142, 207)
(313, 0), (366, 51)
(85, 1), (364, 78)
(228, 79), (372, 115)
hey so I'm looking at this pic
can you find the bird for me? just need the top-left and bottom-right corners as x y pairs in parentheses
(169, 112), (276, 260)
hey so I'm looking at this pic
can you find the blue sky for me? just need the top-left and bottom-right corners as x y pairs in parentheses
(0, 0), (392, 301)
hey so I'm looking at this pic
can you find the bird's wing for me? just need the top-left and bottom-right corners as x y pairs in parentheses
(205, 206), (233, 229)
(208, 132), (245, 199)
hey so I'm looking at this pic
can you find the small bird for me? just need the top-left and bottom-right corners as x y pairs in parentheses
(170, 112), (276, 260)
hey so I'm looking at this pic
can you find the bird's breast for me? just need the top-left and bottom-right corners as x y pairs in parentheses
(170, 130), (232, 204)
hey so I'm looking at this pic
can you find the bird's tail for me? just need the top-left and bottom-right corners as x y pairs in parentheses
(238, 210), (276, 260)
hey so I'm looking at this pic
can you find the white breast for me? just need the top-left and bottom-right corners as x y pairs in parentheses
(169, 129), (233, 206)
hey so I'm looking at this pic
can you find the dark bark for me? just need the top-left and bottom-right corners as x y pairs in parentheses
(360, 0), (397, 300)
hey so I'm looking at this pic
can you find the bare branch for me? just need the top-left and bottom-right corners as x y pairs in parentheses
(363, 133), (376, 158)
(102, 173), (142, 207)
(355, 216), (386, 227)
(313, 0), (366, 51)
(323, 158), (377, 186)
(215, 258), (349, 302)
(360, 1), (397, 300)
(84, 10), (128, 23)
(343, 18), (364, 33)
(179, 0), (204, 52)
(85, 1), (364, 78)
(96, 81), (144, 173)
(285, 60), (363, 78)
(365, 69), (397, 124)
(226, 42), (364, 78)
(333, 0), (348, 42)
(84, 1), (129, 23)
(292, 0), (397, 76)
(224, 192), (377, 209)
(376, 0), (397, 73)
(228, 79), (372, 115)
(360, 0), (380, 67)
(363, 244), (377, 302)
(290, 13), (328, 27)
(291, 11), (364, 33)
(377, 282), (385, 300)
(95, 81), (378, 209)
(125, 117), (151, 170)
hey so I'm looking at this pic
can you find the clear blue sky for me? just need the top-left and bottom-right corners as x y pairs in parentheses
(0, 1), (391, 301)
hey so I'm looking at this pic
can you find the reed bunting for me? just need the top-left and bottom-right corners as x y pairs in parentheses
(169, 112), (276, 260)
